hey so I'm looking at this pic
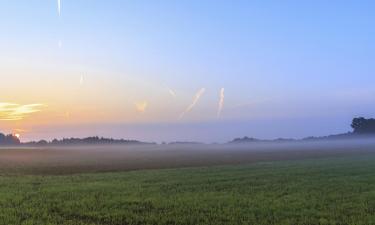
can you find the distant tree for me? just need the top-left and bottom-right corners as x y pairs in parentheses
(37, 140), (48, 145)
(351, 117), (375, 134)
(24, 136), (153, 146)
(0, 133), (5, 143)
(51, 139), (59, 145)
(230, 136), (260, 144)
(6, 134), (20, 145)
(0, 133), (20, 145)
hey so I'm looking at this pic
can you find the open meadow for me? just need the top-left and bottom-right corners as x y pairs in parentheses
(2, 0), (374, 224)
(1, 141), (375, 224)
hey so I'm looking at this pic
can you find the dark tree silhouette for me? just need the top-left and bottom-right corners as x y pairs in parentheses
(351, 117), (375, 134)
(23, 136), (154, 146)
(0, 133), (21, 145)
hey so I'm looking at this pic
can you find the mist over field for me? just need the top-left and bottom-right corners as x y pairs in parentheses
(1, 137), (375, 175)
(2, 1), (375, 224)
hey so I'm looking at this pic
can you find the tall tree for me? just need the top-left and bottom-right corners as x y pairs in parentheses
(351, 117), (375, 134)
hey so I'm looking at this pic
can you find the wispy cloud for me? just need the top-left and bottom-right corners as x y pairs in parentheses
(161, 84), (176, 98)
(179, 88), (205, 119)
(57, 0), (61, 16)
(0, 103), (44, 121)
(217, 88), (225, 118)
(135, 101), (148, 113)
(167, 87), (176, 98)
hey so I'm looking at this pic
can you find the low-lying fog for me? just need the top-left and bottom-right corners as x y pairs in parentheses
(1, 138), (375, 175)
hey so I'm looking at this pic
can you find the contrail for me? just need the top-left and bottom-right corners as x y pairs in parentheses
(161, 84), (176, 98)
(57, 0), (61, 16)
(217, 88), (225, 118)
(167, 87), (176, 98)
(179, 88), (205, 119)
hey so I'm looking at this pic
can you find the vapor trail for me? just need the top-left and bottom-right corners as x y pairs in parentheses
(217, 88), (225, 118)
(161, 84), (176, 98)
(57, 0), (61, 16)
(167, 87), (176, 98)
(179, 88), (205, 119)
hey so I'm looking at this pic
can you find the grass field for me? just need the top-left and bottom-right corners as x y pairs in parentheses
(1, 148), (375, 225)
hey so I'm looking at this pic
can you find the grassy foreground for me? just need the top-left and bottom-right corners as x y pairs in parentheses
(1, 155), (375, 225)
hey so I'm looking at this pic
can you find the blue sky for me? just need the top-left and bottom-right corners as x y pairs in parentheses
(0, 1), (375, 142)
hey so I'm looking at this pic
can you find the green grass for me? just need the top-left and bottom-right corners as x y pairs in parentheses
(2, 154), (375, 225)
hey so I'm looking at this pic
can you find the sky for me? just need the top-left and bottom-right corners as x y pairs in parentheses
(0, 0), (375, 143)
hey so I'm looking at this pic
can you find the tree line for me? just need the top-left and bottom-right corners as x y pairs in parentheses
(230, 117), (375, 144)
(0, 134), (154, 146)
(1, 117), (375, 146)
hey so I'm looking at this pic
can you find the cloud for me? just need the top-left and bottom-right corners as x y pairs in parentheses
(0, 103), (44, 121)
(57, 0), (61, 16)
(179, 88), (205, 119)
(161, 84), (176, 98)
(135, 101), (148, 113)
(167, 88), (176, 98)
(217, 88), (225, 118)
